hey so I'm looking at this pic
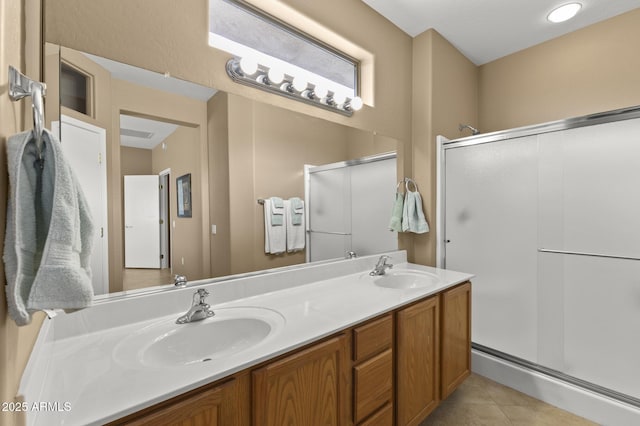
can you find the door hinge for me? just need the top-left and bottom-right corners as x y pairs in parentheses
(98, 153), (102, 165)
(100, 227), (104, 238)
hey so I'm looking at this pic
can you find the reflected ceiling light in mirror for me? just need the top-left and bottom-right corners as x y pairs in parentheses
(345, 96), (364, 112)
(292, 76), (308, 92)
(331, 91), (347, 106)
(226, 57), (363, 116)
(267, 67), (285, 85)
(547, 3), (582, 23)
(313, 84), (328, 100)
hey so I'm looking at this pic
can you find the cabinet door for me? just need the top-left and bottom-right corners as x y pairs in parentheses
(253, 335), (350, 426)
(441, 282), (471, 399)
(396, 296), (440, 426)
(117, 377), (244, 426)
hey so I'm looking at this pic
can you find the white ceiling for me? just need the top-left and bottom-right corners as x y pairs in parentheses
(119, 115), (179, 150)
(362, 0), (640, 65)
(84, 53), (217, 101)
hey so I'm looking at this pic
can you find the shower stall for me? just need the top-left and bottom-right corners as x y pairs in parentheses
(305, 152), (398, 262)
(438, 107), (640, 425)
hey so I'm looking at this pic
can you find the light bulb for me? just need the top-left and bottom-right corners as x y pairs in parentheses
(239, 57), (258, 76)
(348, 97), (363, 111)
(332, 91), (347, 105)
(267, 67), (284, 85)
(313, 84), (328, 99)
(292, 76), (308, 92)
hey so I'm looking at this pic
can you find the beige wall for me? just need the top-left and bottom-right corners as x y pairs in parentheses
(411, 29), (479, 267)
(1, 1), (43, 425)
(479, 8), (640, 133)
(120, 146), (152, 175)
(208, 92), (232, 277)
(152, 125), (204, 279)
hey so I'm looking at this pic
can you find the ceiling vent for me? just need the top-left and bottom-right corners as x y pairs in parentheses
(120, 128), (154, 139)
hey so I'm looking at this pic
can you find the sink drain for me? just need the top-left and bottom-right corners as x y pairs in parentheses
(202, 358), (212, 362)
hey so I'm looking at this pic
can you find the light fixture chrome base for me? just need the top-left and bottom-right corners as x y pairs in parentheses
(225, 59), (353, 117)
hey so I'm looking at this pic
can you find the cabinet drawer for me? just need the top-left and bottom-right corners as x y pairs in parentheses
(359, 402), (393, 426)
(353, 314), (392, 361)
(354, 349), (393, 423)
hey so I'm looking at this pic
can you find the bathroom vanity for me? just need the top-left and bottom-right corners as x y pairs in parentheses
(19, 251), (472, 425)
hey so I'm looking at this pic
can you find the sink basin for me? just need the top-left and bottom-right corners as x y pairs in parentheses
(373, 270), (440, 290)
(113, 306), (285, 368)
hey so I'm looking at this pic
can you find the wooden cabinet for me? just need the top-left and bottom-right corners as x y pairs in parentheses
(107, 374), (250, 426)
(352, 314), (393, 425)
(252, 334), (350, 426)
(396, 296), (440, 426)
(440, 281), (472, 399)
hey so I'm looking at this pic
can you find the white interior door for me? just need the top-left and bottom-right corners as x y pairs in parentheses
(124, 175), (160, 268)
(53, 115), (109, 295)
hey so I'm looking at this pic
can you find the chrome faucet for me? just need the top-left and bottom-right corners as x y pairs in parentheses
(176, 289), (215, 324)
(370, 255), (393, 276)
(346, 251), (358, 259)
(174, 274), (188, 287)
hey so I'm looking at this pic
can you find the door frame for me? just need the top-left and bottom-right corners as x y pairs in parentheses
(159, 168), (171, 271)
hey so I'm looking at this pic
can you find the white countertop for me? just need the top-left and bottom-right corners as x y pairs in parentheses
(22, 255), (472, 425)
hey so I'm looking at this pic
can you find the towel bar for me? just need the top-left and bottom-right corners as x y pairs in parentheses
(308, 230), (351, 236)
(538, 248), (640, 262)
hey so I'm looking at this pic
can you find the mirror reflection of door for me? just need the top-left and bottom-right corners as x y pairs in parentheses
(53, 114), (109, 295)
(124, 175), (161, 268)
(120, 114), (178, 290)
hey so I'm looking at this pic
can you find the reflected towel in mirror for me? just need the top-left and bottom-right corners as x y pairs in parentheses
(263, 199), (286, 254)
(286, 198), (305, 252)
(270, 196), (284, 226)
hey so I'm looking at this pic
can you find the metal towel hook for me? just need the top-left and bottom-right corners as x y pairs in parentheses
(8, 65), (47, 159)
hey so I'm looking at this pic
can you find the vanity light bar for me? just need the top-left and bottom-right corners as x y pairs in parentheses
(225, 58), (363, 116)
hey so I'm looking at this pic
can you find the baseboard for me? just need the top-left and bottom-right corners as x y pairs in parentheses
(472, 349), (640, 426)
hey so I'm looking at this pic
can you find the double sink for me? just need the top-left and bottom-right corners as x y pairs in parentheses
(113, 263), (439, 369)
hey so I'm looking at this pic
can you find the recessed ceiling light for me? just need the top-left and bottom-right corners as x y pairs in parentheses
(547, 3), (582, 23)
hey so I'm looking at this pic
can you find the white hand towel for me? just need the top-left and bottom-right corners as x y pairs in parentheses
(263, 199), (286, 254)
(4, 129), (95, 326)
(285, 199), (305, 252)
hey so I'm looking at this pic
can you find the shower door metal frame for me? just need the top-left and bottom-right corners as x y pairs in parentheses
(437, 104), (640, 409)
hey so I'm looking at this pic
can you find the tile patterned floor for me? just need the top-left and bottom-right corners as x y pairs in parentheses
(421, 373), (599, 425)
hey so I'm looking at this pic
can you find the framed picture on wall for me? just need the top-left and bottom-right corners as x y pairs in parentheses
(176, 173), (192, 218)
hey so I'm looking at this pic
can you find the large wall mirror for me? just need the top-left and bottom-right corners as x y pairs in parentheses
(43, 2), (400, 298)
